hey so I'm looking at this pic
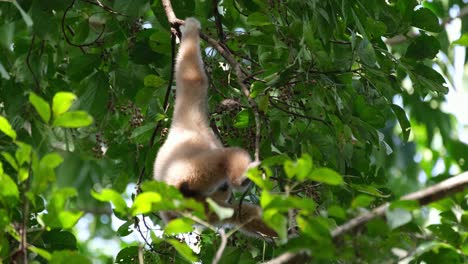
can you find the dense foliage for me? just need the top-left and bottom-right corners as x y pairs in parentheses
(1, 0), (468, 263)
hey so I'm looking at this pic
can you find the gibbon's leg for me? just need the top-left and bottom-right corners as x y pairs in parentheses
(172, 18), (209, 130)
(175, 147), (252, 195)
(207, 201), (277, 238)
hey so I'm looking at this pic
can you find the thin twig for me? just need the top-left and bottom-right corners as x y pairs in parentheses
(212, 229), (228, 264)
(26, 34), (40, 92)
(61, 0), (106, 48)
(80, 0), (129, 17)
(213, 0), (225, 42)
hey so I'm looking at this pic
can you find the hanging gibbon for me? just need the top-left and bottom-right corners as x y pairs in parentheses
(153, 18), (276, 237)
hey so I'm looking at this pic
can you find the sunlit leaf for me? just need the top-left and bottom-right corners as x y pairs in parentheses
(0, 116), (16, 140)
(91, 189), (128, 215)
(52, 92), (77, 117)
(2, 152), (18, 171)
(29, 92), (51, 123)
(164, 218), (194, 235)
(131, 192), (163, 216)
(0, 168), (19, 200)
(53, 111), (93, 128)
(167, 239), (197, 262)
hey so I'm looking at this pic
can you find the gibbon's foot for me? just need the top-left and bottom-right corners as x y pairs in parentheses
(181, 17), (201, 36)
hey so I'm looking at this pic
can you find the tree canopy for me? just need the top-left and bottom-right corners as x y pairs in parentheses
(1, 0), (468, 263)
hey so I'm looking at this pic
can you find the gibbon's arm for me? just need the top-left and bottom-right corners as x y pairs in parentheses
(172, 18), (209, 129)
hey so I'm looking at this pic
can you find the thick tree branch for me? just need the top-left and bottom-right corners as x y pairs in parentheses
(264, 171), (468, 264)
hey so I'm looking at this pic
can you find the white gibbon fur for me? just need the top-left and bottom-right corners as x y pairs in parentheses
(153, 18), (276, 237)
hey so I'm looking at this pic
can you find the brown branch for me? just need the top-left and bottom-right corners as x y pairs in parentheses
(161, 0), (184, 27)
(264, 171), (468, 264)
(213, 0), (225, 42)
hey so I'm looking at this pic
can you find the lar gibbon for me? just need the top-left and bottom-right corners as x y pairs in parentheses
(153, 18), (276, 237)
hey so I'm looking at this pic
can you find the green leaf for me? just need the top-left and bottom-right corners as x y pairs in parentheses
(0, 167), (19, 201)
(0, 61), (9, 80)
(117, 221), (133, 237)
(15, 142), (32, 167)
(29, 92), (51, 123)
(234, 109), (250, 128)
(18, 167), (29, 183)
(115, 247), (139, 264)
(167, 239), (197, 262)
(327, 205), (346, 220)
(0, 116), (17, 140)
(412, 8), (442, 32)
(308, 168), (343, 185)
(406, 35), (440, 60)
(91, 189), (128, 215)
(52, 92), (77, 117)
(42, 230), (77, 251)
(131, 192), (163, 215)
(391, 104), (411, 142)
(164, 218), (194, 235)
(426, 224), (460, 246)
(2, 152), (18, 171)
(68, 54), (99, 81)
(386, 208), (412, 229)
(144, 74), (166, 88)
(297, 216), (331, 242)
(29, 246), (51, 261)
(411, 63), (448, 94)
(453, 34), (468, 46)
(351, 194), (375, 209)
(53, 111), (93, 128)
(262, 209), (288, 242)
(12, 0), (33, 27)
(350, 183), (390, 198)
(40, 153), (64, 169)
(50, 250), (91, 264)
(246, 167), (274, 190)
(297, 154), (314, 180)
(206, 198), (234, 220)
(246, 12), (271, 26)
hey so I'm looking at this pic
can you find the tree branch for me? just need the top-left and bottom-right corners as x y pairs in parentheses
(264, 171), (468, 264)
(26, 34), (40, 92)
(212, 229), (228, 264)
